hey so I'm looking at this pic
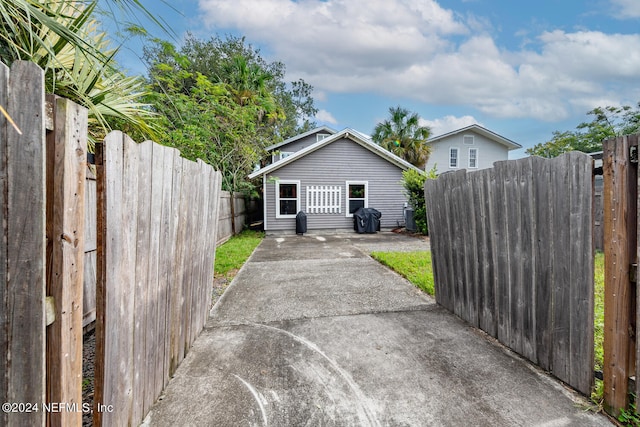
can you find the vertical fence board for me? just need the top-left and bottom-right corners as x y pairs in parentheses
(0, 61), (9, 427)
(132, 140), (151, 424)
(478, 169), (497, 336)
(603, 136), (635, 415)
(154, 146), (173, 402)
(506, 161), (524, 355)
(83, 169), (97, 327)
(425, 151), (594, 396)
(551, 154), (572, 386)
(532, 156), (553, 370)
(570, 152), (596, 396)
(494, 161), (511, 347)
(147, 142), (164, 410)
(5, 61), (46, 427)
(519, 158), (537, 363)
(95, 132), (125, 427)
(45, 95), (86, 427)
(169, 152), (185, 375)
(603, 135), (636, 415)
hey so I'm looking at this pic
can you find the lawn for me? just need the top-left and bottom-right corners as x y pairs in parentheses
(370, 249), (606, 375)
(214, 230), (264, 279)
(370, 250), (434, 295)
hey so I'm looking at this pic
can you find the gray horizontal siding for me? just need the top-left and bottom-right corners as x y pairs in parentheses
(269, 131), (328, 159)
(264, 137), (409, 231)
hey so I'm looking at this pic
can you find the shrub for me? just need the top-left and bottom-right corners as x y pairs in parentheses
(401, 167), (436, 234)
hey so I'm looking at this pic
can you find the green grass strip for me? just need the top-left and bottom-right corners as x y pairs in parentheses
(370, 250), (434, 295)
(214, 230), (264, 278)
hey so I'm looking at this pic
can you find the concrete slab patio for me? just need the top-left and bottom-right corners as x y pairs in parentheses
(144, 232), (612, 426)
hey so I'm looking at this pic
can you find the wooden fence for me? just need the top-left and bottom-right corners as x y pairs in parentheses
(94, 133), (221, 426)
(217, 191), (246, 245)
(601, 134), (639, 416)
(83, 175), (233, 329)
(425, 152), (594, 395)
(1, 61), (222, 426)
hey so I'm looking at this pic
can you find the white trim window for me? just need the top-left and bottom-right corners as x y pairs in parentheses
(468, 148), (478, 168)
(463, 135), (475, 145)
(449, 147), (459, 168)
(346, 181), (368, 217)
(316, 133), (331, 142)
(275, 180), (300, 218)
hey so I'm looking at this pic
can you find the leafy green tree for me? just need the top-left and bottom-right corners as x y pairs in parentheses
(143, 36), (318, 193)
(0, 0), (161, 149)
(401, 167), (437, 235)
(148, 33), (317, 139)
(372, 106), (431, 168)
(526, 103), (640, 157)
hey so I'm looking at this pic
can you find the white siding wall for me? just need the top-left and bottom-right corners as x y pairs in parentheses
(264, 138), (409, 231)
(425, 130), (509, 175)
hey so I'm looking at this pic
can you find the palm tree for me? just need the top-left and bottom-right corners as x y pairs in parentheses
(372, 106), (431, 169)
(0, 0), (160, 150)
(221, 55), (284, 124)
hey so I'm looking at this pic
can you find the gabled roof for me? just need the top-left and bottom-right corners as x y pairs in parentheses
(428, 124), (522, 150)
(266, 126), (337, 152)
(249, 128), (421, 179)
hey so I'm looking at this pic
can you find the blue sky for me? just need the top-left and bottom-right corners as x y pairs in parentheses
(108, 0), (640, 157)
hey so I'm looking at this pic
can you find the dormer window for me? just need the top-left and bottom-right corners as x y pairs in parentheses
(317, 133), (330, 142)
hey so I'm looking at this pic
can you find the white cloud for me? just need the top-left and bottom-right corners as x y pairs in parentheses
(420, 115), (481, 137)
(315, 109), (338, 124)
(610, 0), (640, 18)
(198, 0), (640, 122)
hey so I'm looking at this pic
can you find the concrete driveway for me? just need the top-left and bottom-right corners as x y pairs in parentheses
(144, 232), (611, 426)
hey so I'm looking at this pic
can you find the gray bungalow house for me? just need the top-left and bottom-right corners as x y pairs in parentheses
(249, 127), (422, 233)
(424, 124), (522, 174)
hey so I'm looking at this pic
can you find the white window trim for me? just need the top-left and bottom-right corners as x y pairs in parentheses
(316, 133), (331, 142)
(449, 147), (459, 169)
(468, 147), (478, 168)
(463, 135), (475, 145)
(345, 181), (368, 218)
(275, 180), (300, 219)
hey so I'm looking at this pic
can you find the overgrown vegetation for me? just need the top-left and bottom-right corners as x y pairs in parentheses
(400, 168), (437, 235)
(370, 250), (434, 295)
(0, 0), (161, 150)
(618, 396), (640, 427)
(143, 34), (318, 195)
(526, 104), (640, 157)
(214, 230), (264, 279)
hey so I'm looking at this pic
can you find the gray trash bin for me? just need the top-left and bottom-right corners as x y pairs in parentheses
(405, 207), (417, 232)
(296, 211), (307, 235)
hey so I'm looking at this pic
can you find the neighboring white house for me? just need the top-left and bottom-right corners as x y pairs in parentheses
(424, 124), (522, 174)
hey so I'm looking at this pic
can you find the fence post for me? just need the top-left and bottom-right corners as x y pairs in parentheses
(1, 61), (47, 427)
(603, 134), (638, 416)
(45, 95), (87, 427)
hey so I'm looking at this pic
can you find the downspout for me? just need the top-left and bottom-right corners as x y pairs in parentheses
(263, 174), (267, 231)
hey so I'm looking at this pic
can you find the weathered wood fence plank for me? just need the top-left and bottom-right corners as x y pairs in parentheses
(425, 152), (594, 395)
(603, 134), (638, 415)
(0, 60), (9, 427)
(1, 61), (47, 427)
(45, 94), (87, 427)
